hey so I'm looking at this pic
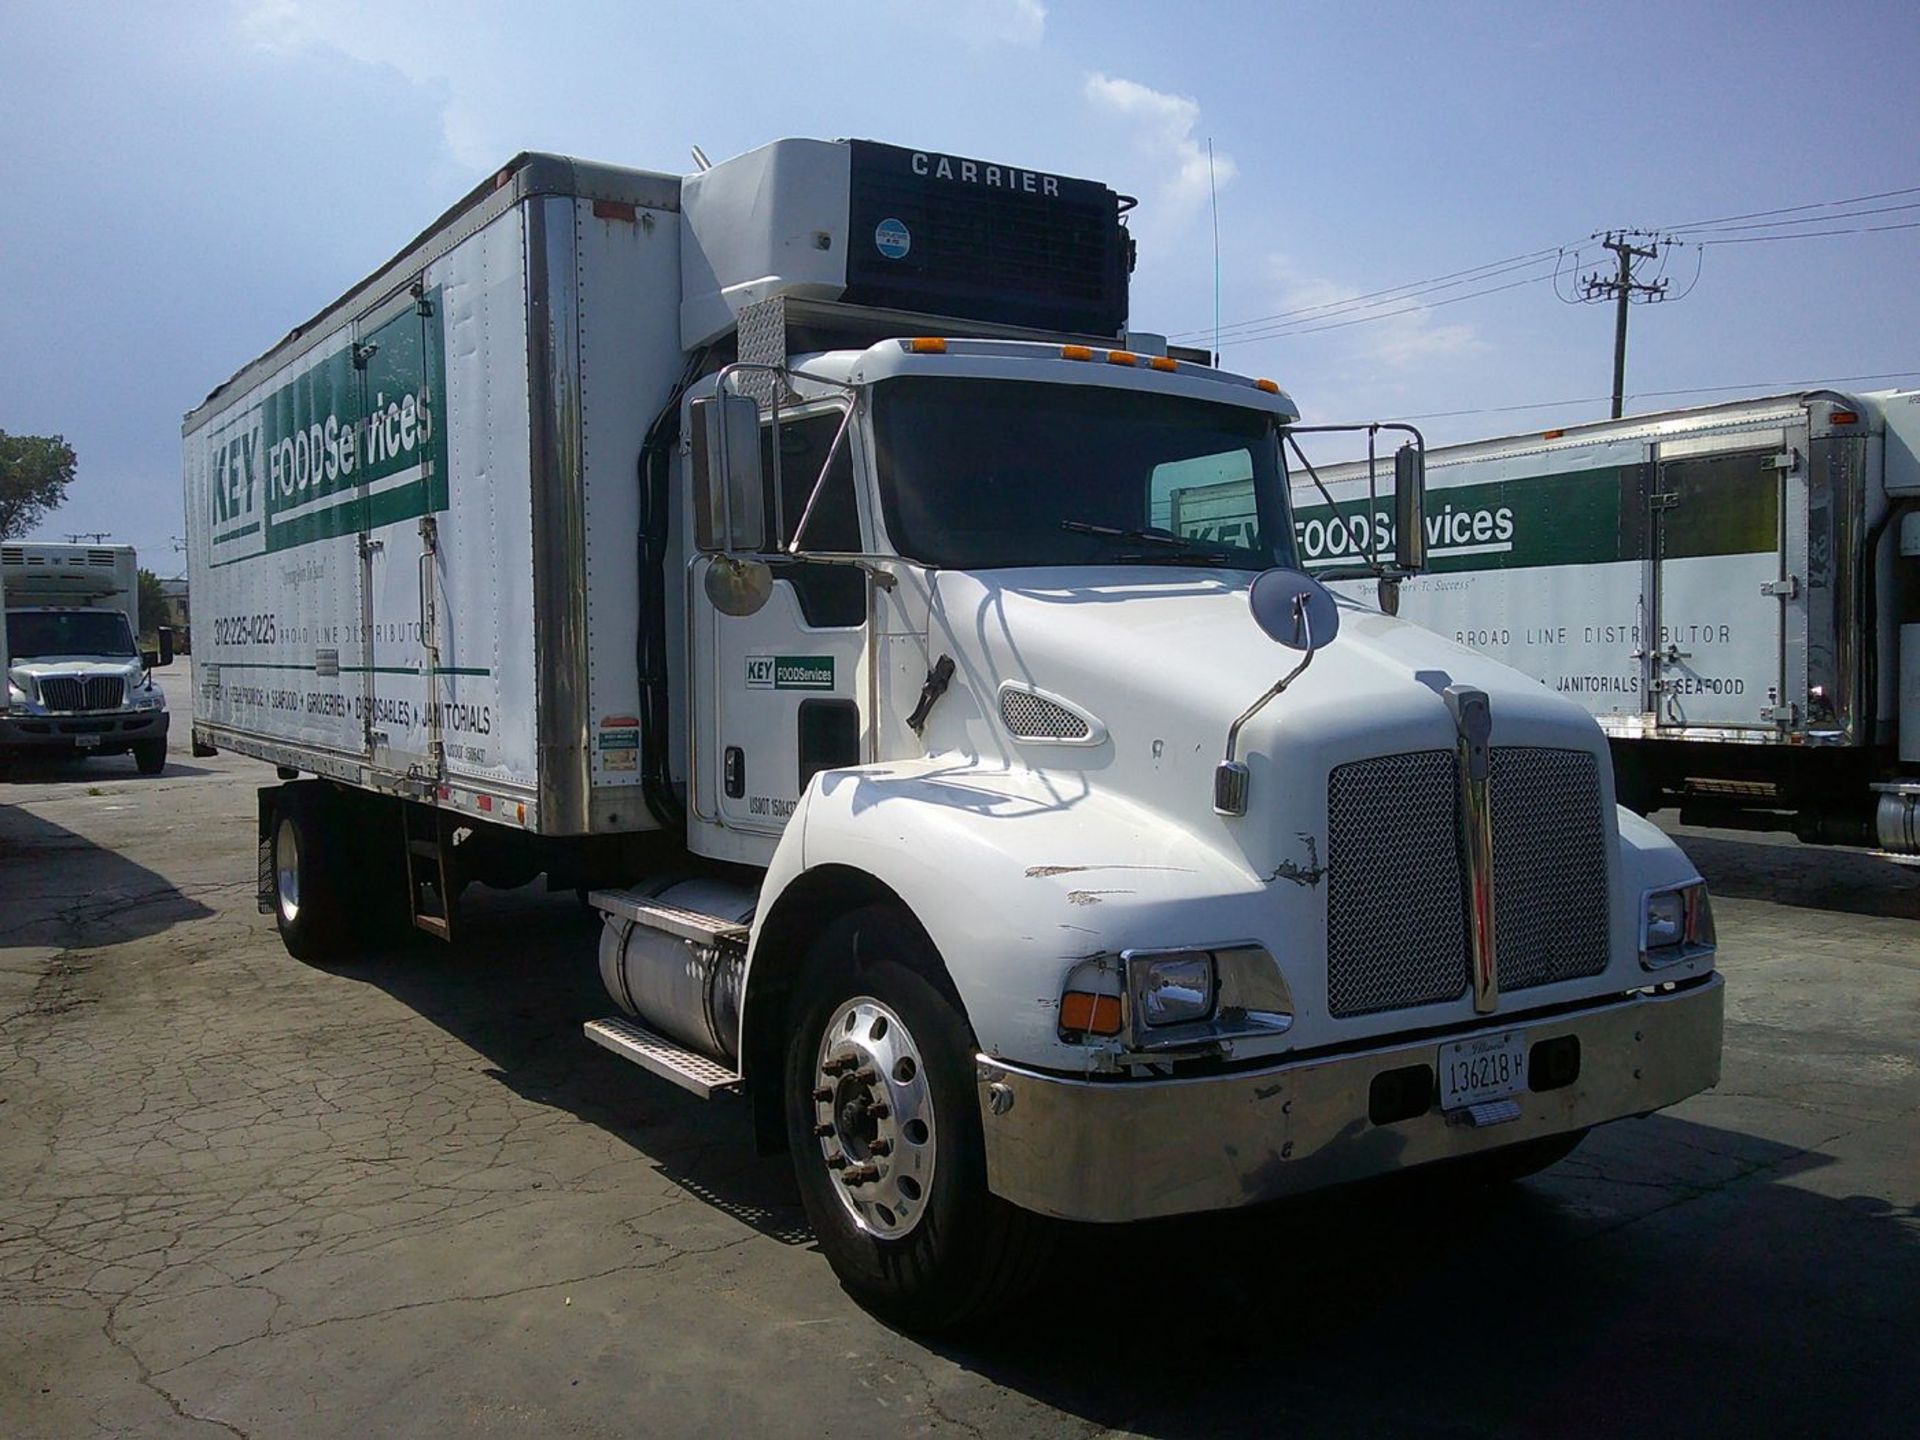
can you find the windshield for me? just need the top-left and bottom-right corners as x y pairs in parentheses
(869, 377), (1296, 570)
(5, 610), (137, 660)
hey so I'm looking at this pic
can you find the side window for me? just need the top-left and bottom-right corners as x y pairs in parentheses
(1148, 449), (1259, 550)
(761, 411), (861, 552)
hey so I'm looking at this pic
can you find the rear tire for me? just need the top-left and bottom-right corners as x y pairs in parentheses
(271, 785), (353, 962)
(783, 904), (1052, 1332)
(133, 739), (167, 775)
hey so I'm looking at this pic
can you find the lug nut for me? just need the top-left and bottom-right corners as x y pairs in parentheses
(822, 1056), (857, 1076)
(811, 1086), (833, 1103)
(826, 1151), (849, 1170)
(839, 1163), (880, 1186)
(853, 1066), (879, 1085)
(867, 1102), (890, 1120)
(813, 1122), (834, 1138)
(867, 1137), (892, 1156)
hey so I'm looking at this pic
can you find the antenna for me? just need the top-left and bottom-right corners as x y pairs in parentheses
(1207, 138), (1221, 365)
(690, 145), (712, 173)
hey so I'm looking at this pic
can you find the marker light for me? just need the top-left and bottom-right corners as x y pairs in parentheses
(1106, 350), (1138, 366)
(1254, 378), (1281, 394)
(1148, 356), (1178, 373)
(1830, 409), (1860, 425)
(1061, 345), (1094, 361)
(907, 337), (948, 354)
(1060, 991), (1124, 1036)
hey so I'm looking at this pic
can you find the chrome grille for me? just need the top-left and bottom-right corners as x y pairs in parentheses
(1490, 747), (1611, 990)
(1000, 689), (1090, 741)
(1326, 751), (1468, 1017)
(1325, 746), (1610, 1018)
(38, 675), (125, 712)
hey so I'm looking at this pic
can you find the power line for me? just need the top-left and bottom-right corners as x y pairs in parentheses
(1658, 184), (1920, 233)
(1166, 245), (1573, 341)
(1678, 199), (1920, 235)
(1698, 218), (1920, 245)
(1213, 266), (1567, 349)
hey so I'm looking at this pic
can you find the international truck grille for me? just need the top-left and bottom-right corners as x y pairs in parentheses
(1324, 747), (1610, 1018)
(38, 675), (125, 713)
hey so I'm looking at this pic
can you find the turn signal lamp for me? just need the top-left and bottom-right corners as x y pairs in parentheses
(1060, 991), (1124, 1036)
(907, 337), (948, 354)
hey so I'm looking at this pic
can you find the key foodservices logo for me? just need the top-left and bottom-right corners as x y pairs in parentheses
(204, 290), (449, 565)
(747, 655), (835, 691)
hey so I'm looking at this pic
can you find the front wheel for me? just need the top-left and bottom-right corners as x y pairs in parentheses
(784, 905), (1051, 1332)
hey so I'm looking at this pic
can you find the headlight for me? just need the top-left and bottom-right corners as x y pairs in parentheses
(1133, 952), (1216, 1027)
(6, 679), (27, 706)
(1641, 881), (1714, 967)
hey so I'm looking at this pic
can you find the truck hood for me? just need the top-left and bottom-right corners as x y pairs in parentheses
(922, 567), (1612, 880)
(13, 657), (143, 675)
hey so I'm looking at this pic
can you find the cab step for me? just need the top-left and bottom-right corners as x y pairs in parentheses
(584, 1016), (743, 1099)
(588, 889), (750, 945)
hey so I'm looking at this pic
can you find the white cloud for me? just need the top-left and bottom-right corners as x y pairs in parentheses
(1082, 72), (1233, 228)
(1258, 253), (1482, 370)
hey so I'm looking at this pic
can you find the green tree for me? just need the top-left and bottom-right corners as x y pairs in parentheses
(137, 568), (170, 638)
(0, 431), (79, 540)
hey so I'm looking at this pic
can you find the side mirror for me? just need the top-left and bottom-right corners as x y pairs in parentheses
(1393, 442), (1426, 573)
(692, 393), (767, 554)
(1217, 568), (1341, 816)
(156, 626), (176, 667)
(142, 649), (160, 670)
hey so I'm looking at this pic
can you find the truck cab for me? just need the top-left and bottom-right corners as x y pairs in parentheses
(1, 544), (171, 776)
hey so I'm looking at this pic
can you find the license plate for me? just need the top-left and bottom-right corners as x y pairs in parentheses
(1439, 1030), (1527, 1110)
(73, 734), (100, 749)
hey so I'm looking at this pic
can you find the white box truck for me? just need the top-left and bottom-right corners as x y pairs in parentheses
(1283, 391), (1920, 859)
(184, 139), (1723, 1328)
(1, 542), (173, 776)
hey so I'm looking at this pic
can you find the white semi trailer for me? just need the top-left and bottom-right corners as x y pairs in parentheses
(184, 139), (1723, 1328)
(1, 542), (173, 776)
(1280, 391), (1920, 858)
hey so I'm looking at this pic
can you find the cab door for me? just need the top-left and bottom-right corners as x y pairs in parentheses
(691, 407), (871, 840)
(1648, 442), (1786, 731)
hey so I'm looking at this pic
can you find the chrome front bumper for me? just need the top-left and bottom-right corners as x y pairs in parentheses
(975, 975), (1724, 1223)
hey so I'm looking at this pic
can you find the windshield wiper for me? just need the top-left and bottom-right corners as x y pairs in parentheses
(1059, 520), (1239, 564)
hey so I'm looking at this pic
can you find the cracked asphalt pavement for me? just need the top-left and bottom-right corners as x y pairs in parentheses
(3, 663), (1917, 1438)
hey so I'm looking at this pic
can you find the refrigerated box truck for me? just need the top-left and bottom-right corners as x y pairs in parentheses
(2, 543), (173, 775)
(1282, 390), (1920, 858)
(184, 139), (1724, 1328)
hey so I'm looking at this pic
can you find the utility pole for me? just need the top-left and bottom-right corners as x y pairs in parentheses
(1578, 231), (1672, 418)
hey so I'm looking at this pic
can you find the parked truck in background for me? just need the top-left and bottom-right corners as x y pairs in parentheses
(1, 542), (173, 777)
(1280, 391), (1920, 861)
(183, 138), (1724, 1328)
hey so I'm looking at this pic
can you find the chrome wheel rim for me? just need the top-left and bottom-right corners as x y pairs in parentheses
(811, 996), (936, 1240)
(275, 816), (301, 924)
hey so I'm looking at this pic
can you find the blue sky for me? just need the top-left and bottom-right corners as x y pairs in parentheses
(3, 0), (1916, 569)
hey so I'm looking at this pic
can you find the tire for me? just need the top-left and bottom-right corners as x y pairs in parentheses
(133, 739), (167, 775)
(783, 905), (1052, 1332)
(271, 785), (353, 962)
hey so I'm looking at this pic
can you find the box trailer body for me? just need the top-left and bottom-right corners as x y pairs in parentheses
(1, 543), (172, 773)
(1276, 391), (1920, 856)
(186, 139), (1724, 1328)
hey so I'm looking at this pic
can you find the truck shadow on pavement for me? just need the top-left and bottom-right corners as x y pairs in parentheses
(0, 805), (217, 952)
(1659, 821), (1920, 920)
(336, 888), (1920, 1439)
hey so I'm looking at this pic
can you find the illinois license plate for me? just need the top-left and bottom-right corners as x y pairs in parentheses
(1439, 1030), (1527, 1110)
